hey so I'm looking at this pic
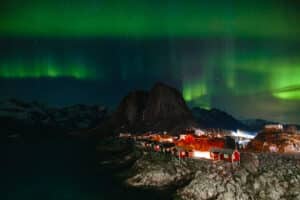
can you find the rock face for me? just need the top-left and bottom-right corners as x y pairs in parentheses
(126, 153), (193, 188)
(0, 98), (107, 140)
(143, 83), (192, 121)
(246, 129), (300, 153)
(113, 91), (148, 125)
(125, 151), (300, 200)
(192, 107), (248, 130)
(99, 82), (196, 135)
(178, 153), (300, 200)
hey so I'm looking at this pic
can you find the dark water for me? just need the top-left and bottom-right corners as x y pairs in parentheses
(1, 139), (172, 200)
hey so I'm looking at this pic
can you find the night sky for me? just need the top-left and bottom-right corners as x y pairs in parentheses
(0, 0), (300, 124)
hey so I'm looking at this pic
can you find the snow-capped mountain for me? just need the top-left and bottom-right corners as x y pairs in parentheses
(0, 98), (107, 141)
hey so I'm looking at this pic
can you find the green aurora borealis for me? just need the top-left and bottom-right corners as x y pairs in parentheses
(182, 55), (300, 108)
(0, 0), (300, 124)
(0, 0), (299, 39)
(0, 61), (94, 79)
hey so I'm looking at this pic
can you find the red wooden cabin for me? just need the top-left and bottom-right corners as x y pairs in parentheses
(209, 148), (240, 162)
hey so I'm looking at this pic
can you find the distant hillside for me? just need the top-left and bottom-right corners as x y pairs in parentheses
(192, 107), (249, 130)
(0, 98), (107, 141)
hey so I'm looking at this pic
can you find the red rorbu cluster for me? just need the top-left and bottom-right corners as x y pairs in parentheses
(120, 130), (240, 163)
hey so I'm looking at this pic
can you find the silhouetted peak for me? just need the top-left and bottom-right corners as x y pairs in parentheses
(109, 82), (196, 134)
(152, 82), (170, 89)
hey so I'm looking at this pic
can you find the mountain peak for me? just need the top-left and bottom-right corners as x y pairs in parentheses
(144, 82), (192, 121)
(103, 82), (196, 134)
(152, 81), (170, 89)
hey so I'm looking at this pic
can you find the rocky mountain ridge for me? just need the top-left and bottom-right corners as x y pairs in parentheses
(79, 82), (300, 136)
(192, 107), (249, 131)
(94, 82), (197, 135)
(3, 82), (299, 139)
(0, 98), (107, 141)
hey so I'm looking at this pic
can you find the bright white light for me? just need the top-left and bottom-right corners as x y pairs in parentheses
(238, 139), (251, 144)
(231, 129), (256, 139)
(195, 129), (205, 136)
(192, 151), (211, 159)
(179, 134), (187, 140)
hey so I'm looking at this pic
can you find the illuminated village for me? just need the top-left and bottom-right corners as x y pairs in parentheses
(111, 122), (300, 199)
(119, 124), (300, 164)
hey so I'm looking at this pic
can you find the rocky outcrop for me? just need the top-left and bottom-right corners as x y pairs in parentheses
(143, 83), (192, 121)
(113, 91), (148, 125)
(246, 130), (300, 153)
(178, 153), (300, 200)
(96, 82), (197, 135)
(126, 153), (194, 188)
(125, 151), (300, 200)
